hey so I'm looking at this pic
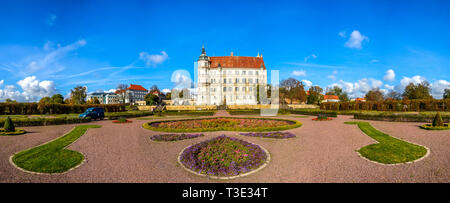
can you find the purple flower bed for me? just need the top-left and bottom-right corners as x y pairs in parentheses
(240, 131), (296, 139)
(179, 135), (268, 177)
(151, 133), (204, 142)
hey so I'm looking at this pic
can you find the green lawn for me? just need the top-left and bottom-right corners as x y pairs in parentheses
(345, 121), (427, 164)
(12, 125), (101, 173)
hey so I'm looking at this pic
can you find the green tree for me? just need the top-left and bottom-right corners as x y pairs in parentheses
(365, 88), (385, 101)
(70, 86), (87, 104)
(432, 112), (444, 127)
(325, 86), (349, 102)
(5, 98), (16, 103)
(402, 82), (432, 100)
(307, 86), (323, 105)
(444, 88), (450, 99)
(386, 91), (402, 100)
(3, 116), (15, 132)
(165, 92), (171, 100)
(39, 96), (52, 104)
(92, 97), (100, 104)
(145, 93), (159, 105)
(51, 94), (64, 104)
(280, 78), (307, 104)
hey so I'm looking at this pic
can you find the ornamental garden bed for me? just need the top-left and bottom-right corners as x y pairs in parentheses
(143, 117), (302, 132)
(112, 118), (133, 124)
(312, 114), (333, 121)
(0, 128), (26, 136)
(420, 124), (450, 130)
(178, 135), (269, 178)
(151, 133), (204, 142)
(239, 131), (296, 139)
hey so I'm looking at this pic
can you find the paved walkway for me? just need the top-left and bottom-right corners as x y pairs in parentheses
(214, 110), (231, 117)
(0, 115), (448, 182)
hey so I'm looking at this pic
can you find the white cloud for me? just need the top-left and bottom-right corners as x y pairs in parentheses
(25, 39), (87, 74)
(17, 76), (56, 101)
(139, 51), (169, 67)
(330, 78), (383, 98)
(292, 70), (306, 76)
(344, 30), (368, 49)
(395, 75), (427, 92)
(384, 84), (395, 90)
(304, 54), (317, 62)
(162, 88), (171, 94)
(301, 80), (312, 87)
(0, 76), (56, 102)
(370, 59), (380, 63)
(431, 80), (450, 99)
(338, 31), (346, 38)
(0, 80), (3, 86)
(383, 69), (396, 82)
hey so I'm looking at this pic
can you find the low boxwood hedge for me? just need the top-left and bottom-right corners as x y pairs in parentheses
(420, 124), (450, 130)
(290, 109), (338, 117)
(105, 111), (154, 120)
(143, 117), (302, 132)
(0, 128), (26, 136)
(354, 113), (450, 122)
(161, 110), (216, 116)
(0, 117), (91, 127)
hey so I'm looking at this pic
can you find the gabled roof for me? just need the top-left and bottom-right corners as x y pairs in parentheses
(209, 56), (265, 69)
(127, 84), (148, 91)
(323, 95), (340, 100)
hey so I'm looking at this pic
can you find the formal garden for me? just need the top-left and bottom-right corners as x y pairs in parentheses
(0, 102), (449, 182)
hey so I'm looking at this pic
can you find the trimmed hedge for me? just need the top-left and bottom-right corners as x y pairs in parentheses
(161, 110), (216, 116)
(321, 99), (450, 111)
(420, 124), (450, 130)
(227, 109), (290, 115)
(290, 109), (338, 117)
(0, 117), (91, 127)
(0, 103), (126, 115)
(354, 112), (450, 122)
(106, 111), (154, 120)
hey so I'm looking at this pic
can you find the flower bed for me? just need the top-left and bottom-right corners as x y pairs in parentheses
(0, 128), (26, 136)
(143, 117), (302, 132)
(151, 133), (204, 142)
(112, 118), (132, 124)
(420, 123), (450, 130)
(239, 131), (296, 139)
(179, 135), (268, 177)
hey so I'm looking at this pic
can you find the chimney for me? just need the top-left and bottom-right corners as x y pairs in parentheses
(230, 51), (234, 56)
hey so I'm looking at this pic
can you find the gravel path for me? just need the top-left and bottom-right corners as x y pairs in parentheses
(0, 115), (448, 183)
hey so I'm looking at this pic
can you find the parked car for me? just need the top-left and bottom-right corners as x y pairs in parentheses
(79, 107), (105, 120)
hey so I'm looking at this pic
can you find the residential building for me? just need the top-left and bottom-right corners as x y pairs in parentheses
(351, 98), (366, 102)
(115, 84), (148, 105)
(322, 95), (340, 103)
(86, 92), (119, 104)
(196, 46), (268, 105)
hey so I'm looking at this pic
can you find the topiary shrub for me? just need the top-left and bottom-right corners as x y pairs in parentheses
(3, 116), (15, 132)
(432, 112), (444, 127)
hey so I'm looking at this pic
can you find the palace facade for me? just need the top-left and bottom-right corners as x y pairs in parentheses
(196, 46), (267, 105)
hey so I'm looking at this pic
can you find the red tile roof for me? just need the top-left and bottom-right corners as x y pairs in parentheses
(323, 95), (339, 100)
(209, 56), (266, 69)
(127, 84), (148, 91)
(355, 98), (366, 101)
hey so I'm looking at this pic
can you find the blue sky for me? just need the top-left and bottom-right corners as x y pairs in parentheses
(0, 0), (449, 101)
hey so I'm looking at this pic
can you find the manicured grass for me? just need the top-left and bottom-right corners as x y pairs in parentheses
(345, 121), (427, 164)
(0, 129), (26, 136)
(420, 123), (450, 130)
(143, 117), (302, 132)
(12, 125), (101, 173)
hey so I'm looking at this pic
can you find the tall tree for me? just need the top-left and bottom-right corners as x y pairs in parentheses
(51, 94), (64, 104)
(39, 97), (52, 104)
(145, 93), (159, 105)
(443, 88), (450, 99)
(149, 85), (160, 94)
(386, 91), (402, 100)
(70, 86), (87, 104)
(402, 82), (432, 100)
(116, 83), (128, 104)
(325, 86), (349, 102)
(365, 88), (385, 101)
(307, 86), (323, 105)
(280, 78), (307, 104)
